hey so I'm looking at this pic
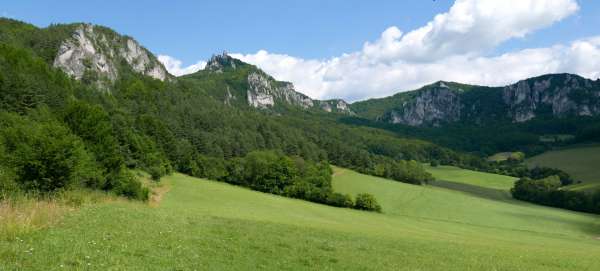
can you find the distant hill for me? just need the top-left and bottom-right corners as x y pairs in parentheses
(181, 52), (354, 114)
(351, 74), (600, 126)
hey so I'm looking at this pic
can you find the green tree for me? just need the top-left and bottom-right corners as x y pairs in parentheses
(354, 193), (382, 212)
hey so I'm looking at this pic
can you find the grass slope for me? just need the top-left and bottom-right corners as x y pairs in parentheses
(1, 168), (599, 270)
(526, 145), (600, 191)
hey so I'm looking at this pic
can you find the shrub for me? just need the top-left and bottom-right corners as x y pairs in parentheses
(148, 166), (163, 181)
(107, 170), (149, 201)
(354, 193), (382, 212)
(326, 193), (354, 208)
(0, 111), (99, 193)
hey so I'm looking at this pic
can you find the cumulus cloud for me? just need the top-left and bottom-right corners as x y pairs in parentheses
(233, 38), (600, 102)
(158, 55), (206, 76)
(362, 0), (579, 62)
(230, 0), (593, 101)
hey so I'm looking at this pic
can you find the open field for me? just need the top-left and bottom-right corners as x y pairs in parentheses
(487, 152), (525, 162)
(526, 145), (600, 191)
(1, 168), (599, 270)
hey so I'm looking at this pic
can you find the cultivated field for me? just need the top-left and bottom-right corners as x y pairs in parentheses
(1, 167), (599, 270)
(526, 145), (600, 191)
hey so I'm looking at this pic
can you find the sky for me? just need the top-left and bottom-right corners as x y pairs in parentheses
(3, 0), (600, 101)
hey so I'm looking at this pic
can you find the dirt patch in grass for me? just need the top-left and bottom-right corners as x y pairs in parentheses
(149, 181), (171, 207)
(332, 167), (347, 177)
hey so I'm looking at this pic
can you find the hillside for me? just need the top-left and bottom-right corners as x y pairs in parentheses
(181, 53), (354, 114)
(2, 168), (599, 270)
(1, 18), (493, 208)
(351, 74), (600, 126)
(527, 145), (600, 191)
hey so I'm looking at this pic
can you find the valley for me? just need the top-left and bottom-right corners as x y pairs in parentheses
(2, 167), (599, 270)
(2, 7), (600, 270)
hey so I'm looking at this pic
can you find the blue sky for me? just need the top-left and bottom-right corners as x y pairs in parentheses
(3, 0), (454, 61)
(3, 0), (600, 101)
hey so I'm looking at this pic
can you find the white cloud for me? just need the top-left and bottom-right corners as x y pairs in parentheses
(230, 0), (593, 102)
(158, 55), (206, 76)
(233, 38), (600, 102)
(361, 0), (579, 62)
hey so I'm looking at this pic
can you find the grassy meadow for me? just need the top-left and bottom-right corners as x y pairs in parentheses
(526, 145), (600, 191)
(1, 167), (599, 270)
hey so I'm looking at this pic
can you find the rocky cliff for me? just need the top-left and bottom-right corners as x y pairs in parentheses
(381, 82), (462, 126)
(196, 53), (354, 114)
(352, 74), (600, 126)
(53, 24), (168, 88)
(502, 74), (600, 122)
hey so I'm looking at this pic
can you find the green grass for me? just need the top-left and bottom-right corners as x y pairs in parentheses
(1, 168), (600, 270)
(526, 145), (600, 190)
(487, 152), (525, 162)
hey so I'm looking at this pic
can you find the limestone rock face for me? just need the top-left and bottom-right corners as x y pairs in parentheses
(502, 74), (600, 122)
(384, 83), (461, 126)
(53, 24), (168, 88)
(318, 99), (354, 115)
(53, 25), (117, 82)
(362, 74), (600, 126)
(200, 53), (354, 114)
(246, 72), (314, 109)
(205, 53), (238, 73)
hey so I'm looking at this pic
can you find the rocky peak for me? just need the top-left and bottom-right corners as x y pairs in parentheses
(53, 24), (168, 88)
(205, 52), (240, 73)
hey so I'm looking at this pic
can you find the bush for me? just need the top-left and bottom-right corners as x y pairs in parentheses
(107, 170), (149, 201)
(326, 192), (354, 208)
(354, 193), (382, 212)
(148, 166), (163, 181)
(0, 111), (99, 193)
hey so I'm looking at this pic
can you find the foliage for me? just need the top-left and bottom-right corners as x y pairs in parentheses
(511, 175), (600, 214)
(0, 111), (99, 192)
(354, 193), (382, 212)
(217, 151), (378, 211)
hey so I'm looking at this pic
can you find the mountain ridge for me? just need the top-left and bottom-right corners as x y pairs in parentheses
(350, 73), (600, 126)
(3, 17), (600, 126)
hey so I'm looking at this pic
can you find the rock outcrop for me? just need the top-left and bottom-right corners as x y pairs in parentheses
(200, 53), (354, 114)
(380, 82), (462, 126)
(319, 99), (354, 115)
(353, 74), (600, 126)
(503, 74), (600, 122)
(246, 72), (315, 109)
(53, 24), (168, 88)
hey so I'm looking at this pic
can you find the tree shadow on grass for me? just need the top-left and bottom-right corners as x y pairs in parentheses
(430, 180), (512, 202)
(431, 179), (600, 237)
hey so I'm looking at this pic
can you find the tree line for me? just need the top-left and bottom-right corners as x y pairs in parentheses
(511, 175), (600, 214)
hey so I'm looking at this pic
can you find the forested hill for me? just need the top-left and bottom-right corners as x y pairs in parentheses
(0, 18), (487, 204)
(350, 74), (600, 126)
(344, 75), (600, 157)
(181, 52), (354, 114)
